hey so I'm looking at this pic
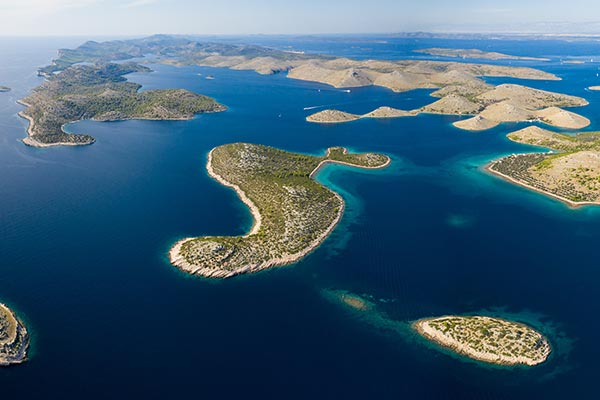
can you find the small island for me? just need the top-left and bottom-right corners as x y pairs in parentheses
(307, 109), (360, 123)
(488, 126), (600, 206)
(0, 86), (11, 92)
(414, 316), (551, 366)
(20, 62), (225, 147)
(306, 106), (415, 123)
(170, 143), (390, 278)
(415, 48), (550, 62)
(0, 303), (29, 366)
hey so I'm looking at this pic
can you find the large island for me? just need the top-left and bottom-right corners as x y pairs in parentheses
(415, 48), (550, 62)
(169, 143), (390, 278)
(488, 126), (600, 206)
(32, 35), (589, 133)
(414, 316), (551, 366)
(20, 61), (225, 147)
(0, 303), (29, 366)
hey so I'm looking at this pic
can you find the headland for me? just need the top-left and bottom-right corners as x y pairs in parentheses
(20, 62), (225, 147)
(488, 126), (600, 206)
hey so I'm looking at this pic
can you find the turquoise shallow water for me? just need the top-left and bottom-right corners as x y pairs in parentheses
(1, 36), (600, 398)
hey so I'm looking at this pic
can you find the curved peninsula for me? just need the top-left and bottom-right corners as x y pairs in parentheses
(20, 62), (225, 147)
(170, 143), (390, 278)
(0, 303), (29, 366)
(0, 86), (10, 92)
(414, 316), (551, 366)
(488, 126), (600, 206)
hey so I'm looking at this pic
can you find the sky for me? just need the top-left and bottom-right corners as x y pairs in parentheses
(2, 0), (600, 36)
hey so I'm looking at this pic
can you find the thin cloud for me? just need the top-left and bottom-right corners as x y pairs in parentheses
(121, 0), (159, 8)
(0, 0), (100, 10)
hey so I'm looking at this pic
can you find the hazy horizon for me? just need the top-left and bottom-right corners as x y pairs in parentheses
(3, 0), (600, 37)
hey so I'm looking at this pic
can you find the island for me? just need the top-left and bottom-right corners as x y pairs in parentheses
(32, 35), (590, 134)
(588, 86), (600, 91)
(306, 107), (416, 123)
(169, 143), (390, 278)
(415, 48), (550, 62)
(306, 109), (360, 123)
(414, 316), (551, 366)
(0, 303), (29, 366)
(308, 84), (589, 130)
(451, 84), (589, 130)
(20, 61), (225, 147)
(0, 86), (10, 92)
(487, 126), (600, 206)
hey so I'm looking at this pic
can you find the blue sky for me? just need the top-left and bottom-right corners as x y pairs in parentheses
(1, 0), (600, 36)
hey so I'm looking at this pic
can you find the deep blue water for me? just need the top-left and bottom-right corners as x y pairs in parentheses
(2, 36), (600, 398)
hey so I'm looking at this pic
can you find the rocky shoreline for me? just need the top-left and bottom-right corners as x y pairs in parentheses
(0, 303), (29, 367)
(414, 316), (551, 367)
(169, 144), (390, 278)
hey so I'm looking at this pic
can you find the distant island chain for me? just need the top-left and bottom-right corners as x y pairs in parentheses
(20, 35), (590, 147)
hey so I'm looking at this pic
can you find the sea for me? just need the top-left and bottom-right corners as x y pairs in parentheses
(1, 35), (600, 398)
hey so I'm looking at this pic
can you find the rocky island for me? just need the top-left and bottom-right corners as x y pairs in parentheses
(488, 126), (600, 206)
(414, 316), (551, 366)
(306, 107), (416, 123)
(0, 86), (11, 92)
(308, 84), (589, 130)
(415, 48), (550, 62)
(0, 303), (29, 366)
(306, 109), (360, 123)
(169, 143), (390, 278)
(21, 61), (224, 147)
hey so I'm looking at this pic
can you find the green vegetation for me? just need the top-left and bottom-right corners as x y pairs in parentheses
(489, 126), (600, 204)
(0, 304), (29, 366)
(414, 316), (551, 366)
(170, 143), (390, 278)
(21, 62), (225, 146)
